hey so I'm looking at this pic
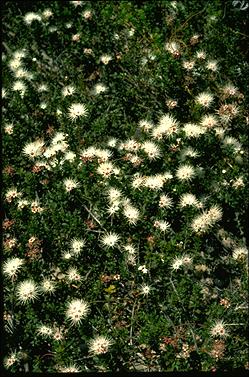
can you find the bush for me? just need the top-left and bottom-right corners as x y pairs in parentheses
(2, 0), (248, 372)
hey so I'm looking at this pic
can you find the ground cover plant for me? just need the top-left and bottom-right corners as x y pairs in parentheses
(2, 0), (249, 373)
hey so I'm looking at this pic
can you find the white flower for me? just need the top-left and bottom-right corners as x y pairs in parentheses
(97, 162), (114, 178)
(16, 280), (39, 303)
(59, 365), (81, 373)
(5, 188), (22, 203)
(70, 238), (85, 255)
(107, 187), (122, 203)
(123, 244), (137, 254)
(93, 83), (107, 94)
(17, 199), (29, 209)
(64, 178), (79, 192)
(107, 138), (117, 148)
(141, 141), (161, 160)
(154, 220), (170, 232)
(3, 258), (24, 279)
(183, 60), (195, 70)
(180, 193), (198, 207)
(41, 279), (56, 294)
(206, 60), (218, 71)
(183, 123), (205, 138)
(12, 80), (26, 95)
(152, 114), (179, 139)
(101, 232), (120, 248)
(24, 12), (42, 25)
(207, 205), (222, 222)
(100, 55), (112, 65)
(171, 257), (184, 271)
(132, 174), (145, 189)
(196, 50), (206, 59)
(176, 164), (195, 181)
(23, 139), (45, 159)
(165, 41), (180, 55)
(159, 194), (173, 208)
(4, 124), (14, 134)
(68, 103), (88, 120)
(37, 325), (53, 337)
(67, 267), (81, 281)
(66, 299), (90, 325)
(88, 335), (113, 355)
(83, 10), (92, 19)
(232, 246), (248, 261)
(210, 320), (228, 338)
(200, 114), (218, 129)
(139, 119), (154, 132)
(42, 9), (53, 19)
(196, 92), (214, 108)
(143, 175), (165, 190)
(62, 85), (75, 97)
(123, 204), (139, 224)
(138, 265), (148, 274)
(4, 353), (18, 369)
(140, 284), (151, 296)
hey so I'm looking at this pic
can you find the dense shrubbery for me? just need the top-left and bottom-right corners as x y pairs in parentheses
(2, 0), (249, 373)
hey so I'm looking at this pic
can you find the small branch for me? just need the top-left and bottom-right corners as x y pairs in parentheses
(82, 204), (104, 229)
(129, 300), (137, 346)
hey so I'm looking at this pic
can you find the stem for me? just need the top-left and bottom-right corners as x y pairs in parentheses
(129, 299), (137, 346)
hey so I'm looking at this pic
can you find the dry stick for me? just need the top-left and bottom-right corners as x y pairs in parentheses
(129, 299), (137, 346)
(169, 277), (198, 351)
(82, 204), (104, 229)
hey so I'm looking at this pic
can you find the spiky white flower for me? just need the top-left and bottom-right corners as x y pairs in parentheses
(59, 365), (81, 373)
(4, 353), (18, 369)
(23, 139), (45, 159)
(88, 335), (113, 355)
(139, 119), (154, 132)
(16, 280), (39, 303)
(207, 205), (222, 222)
(140, 284), (151, 296)
(41, 279), (56, 294)
(24, 12), (42, 25)
(196, 92), (214, 108)
(68, 103), (88, 120)
(101, 232), (120, 248)
(5, 187), (22, 203)
(62, 85), (75, 97)
(100, 55), (112, 65)
(141, 141), (161, 160)
(152, 114), (179, 139)
(66, 299), (90, 325)
(123, 204), (139, 224)
(144, 174), (165, 190)
(132, 174), (145, 189)
(180, 193), (198, 207)
(206, 60), (218, 72)
(159, 194), (173, 208)
(12, 80), (26, 95)
(37, 324), (53, 337)
(210, 320), (228, 338)
(97, 162), (114, 178)
(42, 9), (53, 19)
(67, 267), (81, 281)
(3, 258), (24, 279)
(183, 123), (205, 138)
(70, 238), (85, 255)
(232, 246), (248, 261)
(165, 41), (180, 55)
(154, 220), (170, 232)
(196, 50), (206, 59)
(200, 114), (218, 129)
(171, 257), (184, 270)
(176, 164), (195, 181)
(93, 83), (107, 94)
(138, 265), (148, 274)
(107, 187), (122, 203)
(64, 178), (79, 192)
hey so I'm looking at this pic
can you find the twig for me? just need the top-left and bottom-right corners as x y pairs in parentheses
(82, 204), (104, 229)
(129, 299), (137, 346)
